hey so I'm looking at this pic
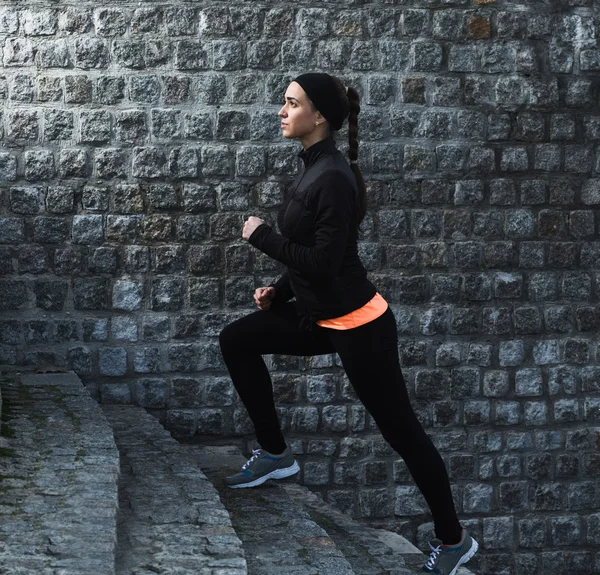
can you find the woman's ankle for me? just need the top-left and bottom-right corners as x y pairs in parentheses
(264, 447), (287, 457)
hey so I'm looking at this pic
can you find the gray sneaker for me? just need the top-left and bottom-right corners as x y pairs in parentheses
(422, 529), (478, 575)
(225, 447), (300, 489)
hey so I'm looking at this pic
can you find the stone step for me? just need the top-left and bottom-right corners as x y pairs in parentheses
(181, 443), (477, 575)
(0, 371), (120, 575)
(102, 405), (247, 575)
(279, 483), (475, 575)
(181, 443), (359, 575)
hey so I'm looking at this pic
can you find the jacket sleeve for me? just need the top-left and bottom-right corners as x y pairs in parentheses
(269, 272), (294, 304)
(248, 172), (355, 277)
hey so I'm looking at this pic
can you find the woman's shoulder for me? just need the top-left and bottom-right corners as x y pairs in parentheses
(312, 160), (358, 192)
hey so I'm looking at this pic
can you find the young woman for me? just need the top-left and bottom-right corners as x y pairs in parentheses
(219, 72), (478, 575)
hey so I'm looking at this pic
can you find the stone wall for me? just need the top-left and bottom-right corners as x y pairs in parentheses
(0, 2), (599, 573)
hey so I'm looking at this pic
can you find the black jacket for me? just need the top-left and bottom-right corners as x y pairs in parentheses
(248, 136), (377, 329)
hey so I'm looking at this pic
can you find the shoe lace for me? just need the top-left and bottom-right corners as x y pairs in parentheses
(425, 541), (442, 569)
(242, 449), (262, 470)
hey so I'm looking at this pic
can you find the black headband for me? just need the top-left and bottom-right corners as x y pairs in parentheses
(293, 73), (346, 131)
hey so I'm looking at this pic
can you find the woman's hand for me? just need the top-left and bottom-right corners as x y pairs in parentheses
(242, 216), (265, 240)
(254, 286), (276, 310)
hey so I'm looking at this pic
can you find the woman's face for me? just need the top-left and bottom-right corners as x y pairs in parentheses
(278, 82), (322, 140)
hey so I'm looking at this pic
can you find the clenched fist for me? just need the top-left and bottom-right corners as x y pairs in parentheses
(254, 286), (276, 311)
(242, 216), (265, 240)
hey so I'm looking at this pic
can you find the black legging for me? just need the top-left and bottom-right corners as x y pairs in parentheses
(219, 302), (462, 544)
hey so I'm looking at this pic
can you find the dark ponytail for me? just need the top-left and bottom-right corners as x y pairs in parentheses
(330, 77), (367, 226)
(346, 87), (367, 226)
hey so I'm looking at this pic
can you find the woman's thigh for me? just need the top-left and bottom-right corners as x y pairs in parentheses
(219, 303), (336, 357)
(328, 307), (413, 415)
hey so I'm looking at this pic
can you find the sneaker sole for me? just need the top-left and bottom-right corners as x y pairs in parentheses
(227, 460), (300, 489)
(449, 537), (478, 575)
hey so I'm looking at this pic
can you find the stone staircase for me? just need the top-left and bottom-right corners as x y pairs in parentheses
(0, 372), (119, 575)
(0, 371), (476, 575)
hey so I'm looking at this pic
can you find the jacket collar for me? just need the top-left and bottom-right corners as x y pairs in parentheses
(298, 135), (337, 169)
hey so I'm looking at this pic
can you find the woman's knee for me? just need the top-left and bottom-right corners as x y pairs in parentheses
(219, 316), (255, 353)
(219, 321), (242, 353)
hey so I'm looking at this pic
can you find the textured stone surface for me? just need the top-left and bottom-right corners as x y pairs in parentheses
(0, 372), (119, 575)
(185, 443), (426, 575)
(102, 406), (246, 575)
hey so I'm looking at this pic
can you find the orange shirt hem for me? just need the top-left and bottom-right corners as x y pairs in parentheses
(316, 292), (388, 330)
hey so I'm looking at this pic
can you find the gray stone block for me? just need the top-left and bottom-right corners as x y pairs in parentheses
(467, 343), (492, 366)
(113, 39), (145, 69)
(483, 517), (514, 549)
(464, 483), (493, 513)
(169, 147), (199, 179)
(19, 245), (48, 274)
(66, 346), (92, 375)
(33, 217), (69, 244)
(322, 405), (348, 432)
(188, 279), (223, 309)
(515, 368), (544, 396)
(499, 480), (527, 512)
(7, 110), (39, 141)
(165, 7), (196, 35)
(395, 485), (427, 516)
(65, 75), (92, 103)
(74, 38), (109, 69)
(58, 149), (89, 178)
(132, 147), (166, 178)
(304, 461), (330, 485)
(10, 186), (45, 214)
(32, 280), (67, 311)
(175, 40), (209, 70)
(95, 149), (128, 180)
(38, 39), (70, 68)
(113, 281), (143, 311)
(129, 75), (161, 103)
(80, 110), (111, 143)
(73, 277), (109, 310)
(99, 347), (127, 377)
(94, 76), (125, 105)
(551, 516), (581, 546)
(435, 343), (462, 367)
(524, 401), (548, 426)
(0, 152), (17, 181)
(290, 407), (319, 433)
(94, 7), (127, 36)
(528, 272), (558, 301)
(54, 246), (83, 275)
(151, 278), (184, 311)
(141, 315), (169, 342)
(72, 215), (104, 245)
(519, 518), (546, 548)
(419, 306), (448, 336)
(464, 400), (490, 425)
(24, 149), (55, 180)
(83, 318), (109, 342)
(4, 38), (35, 66)
(0, 217), (24, 243)
(44, 109), (74, 142)
(116, 110), (147, 143)
(0, 7), (19, 35)
(496, 401), (521, 425)
(10, 74), (34, 102)
(507, 431), (533, 451)
(411, 42), (442, 71)
(483, 307), (511, 335)
(134, 378), (168, 408)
